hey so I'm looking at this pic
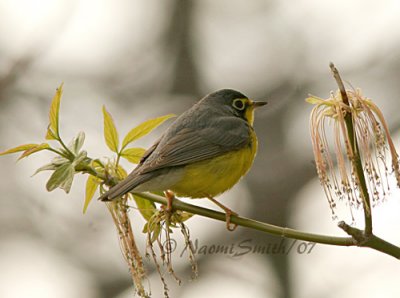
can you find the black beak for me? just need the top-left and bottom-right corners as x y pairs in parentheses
(253, 101), (268, 108)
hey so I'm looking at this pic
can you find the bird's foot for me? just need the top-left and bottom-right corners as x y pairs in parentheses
(207, 196), (238, 231)
(164, 190), (175, 213)
(224, 208), (238, 231)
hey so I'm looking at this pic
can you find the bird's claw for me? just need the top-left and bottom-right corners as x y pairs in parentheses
(225, 209), (238, 231)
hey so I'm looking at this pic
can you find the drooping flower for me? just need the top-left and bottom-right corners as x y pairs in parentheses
(307, 89), (400, 219)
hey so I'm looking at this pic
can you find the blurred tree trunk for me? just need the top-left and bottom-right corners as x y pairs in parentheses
(167, 0), (200, 96)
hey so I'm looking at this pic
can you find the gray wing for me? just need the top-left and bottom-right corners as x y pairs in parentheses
(98, 114), (251, 201)
(138, 115), (251, 174)
(97, 139), (161, 201)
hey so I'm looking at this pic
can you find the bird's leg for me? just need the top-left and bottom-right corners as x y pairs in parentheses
(207, 196), (238, 231)
(164, 190), (175, 212)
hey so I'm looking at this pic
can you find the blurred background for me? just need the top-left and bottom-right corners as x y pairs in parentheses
(1, 0), (400, 297)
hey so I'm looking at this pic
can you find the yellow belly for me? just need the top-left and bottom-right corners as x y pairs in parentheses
(170, 132), (257, 198)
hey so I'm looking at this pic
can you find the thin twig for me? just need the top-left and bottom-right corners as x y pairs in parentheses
(329, 62), (373, 236)
(75, 137), (399, 259)
(133, 192), (354, 246)
(132, 191), (400, 259)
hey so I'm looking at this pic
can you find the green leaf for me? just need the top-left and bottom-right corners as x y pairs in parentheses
(102, 105), (119, 153)
(68, 131), (85, 154)
(45, 83), (63, 140)
(18, 143), (50, 160)
(305, 96), (325, 105)
(91, 159), (104, 168)
(0, 144), (40, 156)
(144, 213), (163, 242)
(83, 175), (100, 214)
(150, 224), (161, 243)
(51, 156), (70, 166)
(120, 147), (146, 164)
(72, 150), (87, 167)
(45, 126), (57, 140)
(121, 114), (175, 149)
(32, 163), (57, 176)
(142, 222), (149, 233)
(175, 211), (193, 222)
(46, 162), (75, 193)
(117, 164), (128, 179)
(133, 194), (157, 221)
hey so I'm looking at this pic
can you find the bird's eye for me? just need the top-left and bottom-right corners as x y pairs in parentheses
(232, 99), (246, 111)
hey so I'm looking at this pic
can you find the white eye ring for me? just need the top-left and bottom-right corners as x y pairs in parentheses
(232, 99), (245, 111)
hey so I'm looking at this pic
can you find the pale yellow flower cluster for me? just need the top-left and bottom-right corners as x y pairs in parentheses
(307, 89), (400, 219)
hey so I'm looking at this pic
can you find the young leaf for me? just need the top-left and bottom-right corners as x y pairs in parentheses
(150, 224), (161, 243)
(305, 96), (325, 105)
(133, 194), (157, 221)
(46, 162), (75, 193)
(91, 159), (105, 168)
(83, 175), (100, 214)
(59, 172), (74, 193)
(117, 165), (128, 180)
(0, 144), (40, 156)
(18, 143), (50, 160)
(121, 114), (175, 149)
(142, 222), (149, 233)
(45, 126), (57, 140)
(102, 105), (119, 153)
(144, 212), (162, 243)
(120, 147), (146, 164)
(52, 156), (70, 166)
(72, 150), (87, 167)
(32, 163), (57, 176)
(68, 131), (85, 154)
(46, 83), (63, 140)
(174, 211), (193, 222)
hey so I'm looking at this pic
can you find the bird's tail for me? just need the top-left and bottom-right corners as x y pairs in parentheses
(97, 171), (151, 202)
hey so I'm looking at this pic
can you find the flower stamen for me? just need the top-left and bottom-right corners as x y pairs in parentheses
(307, 89), (400, 220)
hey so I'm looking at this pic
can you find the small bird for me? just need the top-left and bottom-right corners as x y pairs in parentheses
(98, 89), (266, 230)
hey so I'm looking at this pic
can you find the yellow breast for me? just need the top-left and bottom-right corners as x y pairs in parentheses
(170, 130), (258, 198)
